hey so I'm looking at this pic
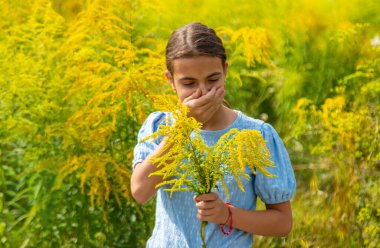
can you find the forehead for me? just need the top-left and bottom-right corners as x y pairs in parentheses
(172, 56), (224, 78)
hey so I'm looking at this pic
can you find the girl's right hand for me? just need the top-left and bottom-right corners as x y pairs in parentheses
(183, 87), (225, 124)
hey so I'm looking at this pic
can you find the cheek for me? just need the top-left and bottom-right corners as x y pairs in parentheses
(218, 78), (226, 87)
(217, 81), (225, 89)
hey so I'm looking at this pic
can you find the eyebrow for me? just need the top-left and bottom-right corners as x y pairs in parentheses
(178, 72), (222, 81)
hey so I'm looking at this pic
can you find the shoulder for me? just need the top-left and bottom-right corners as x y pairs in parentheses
(137, 111), (171, 136)
(235, 111), (267, 131)
(143, 111), (170, 125)
(234, 111), (279, 140)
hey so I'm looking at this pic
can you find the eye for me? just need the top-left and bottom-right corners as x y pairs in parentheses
(209, 78), (219, 83)
(182, 81), (195, 86)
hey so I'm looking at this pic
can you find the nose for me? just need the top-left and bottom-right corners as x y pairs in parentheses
(199, 84), (211, 96)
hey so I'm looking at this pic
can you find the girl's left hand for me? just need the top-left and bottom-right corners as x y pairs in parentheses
(194, 193), (229, 224)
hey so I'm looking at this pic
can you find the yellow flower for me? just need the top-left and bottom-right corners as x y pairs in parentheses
(144, 96), (276, 198)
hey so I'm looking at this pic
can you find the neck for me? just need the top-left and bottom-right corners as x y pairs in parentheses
(201, 105), (237, 131)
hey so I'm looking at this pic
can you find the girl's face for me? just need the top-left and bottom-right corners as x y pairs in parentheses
(166, 56), (228, 102)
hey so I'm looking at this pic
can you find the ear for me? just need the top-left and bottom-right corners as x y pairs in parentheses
(165, 70), (176, 91)
(223, 61), (229, 80)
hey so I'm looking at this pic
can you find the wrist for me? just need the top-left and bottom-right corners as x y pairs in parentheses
(219, 202), (233, 235)
(221, 203), (231, 225)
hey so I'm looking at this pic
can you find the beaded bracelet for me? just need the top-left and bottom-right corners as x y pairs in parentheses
(219, 202), (233, 235)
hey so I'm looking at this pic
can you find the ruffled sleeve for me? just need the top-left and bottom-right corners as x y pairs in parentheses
(254, 123), (296, 204)
(132, 111), (168, 170)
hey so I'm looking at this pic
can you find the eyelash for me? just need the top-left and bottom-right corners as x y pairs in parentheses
(182, 79), (219, 86)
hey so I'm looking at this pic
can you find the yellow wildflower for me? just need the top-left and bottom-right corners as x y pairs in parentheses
(143, 96), (275, 198)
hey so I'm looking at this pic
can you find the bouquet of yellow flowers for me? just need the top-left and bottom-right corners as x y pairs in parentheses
(142, 96), (276, 247)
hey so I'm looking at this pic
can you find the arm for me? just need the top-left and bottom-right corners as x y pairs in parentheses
(230, 201), (292, 236)
(131, 138), (171, 204)
(195, 193), (293, 236)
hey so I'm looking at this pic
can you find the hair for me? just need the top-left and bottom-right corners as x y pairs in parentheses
(165, 22), (227, 75)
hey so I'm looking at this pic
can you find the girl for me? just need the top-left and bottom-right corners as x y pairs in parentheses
(131, 22), (296, 247)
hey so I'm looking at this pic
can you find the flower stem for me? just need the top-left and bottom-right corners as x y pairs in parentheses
(200, 221), (207, 248)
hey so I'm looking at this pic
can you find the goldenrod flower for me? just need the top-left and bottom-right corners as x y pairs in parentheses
(143, 96), (276, 198)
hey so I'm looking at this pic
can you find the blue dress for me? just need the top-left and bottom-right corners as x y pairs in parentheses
(132, 110), (296, 248)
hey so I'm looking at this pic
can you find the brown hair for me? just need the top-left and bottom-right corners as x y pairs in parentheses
(165, 22), (227, 74)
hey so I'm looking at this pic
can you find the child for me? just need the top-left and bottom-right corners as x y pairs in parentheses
(131, 22), (296, 248)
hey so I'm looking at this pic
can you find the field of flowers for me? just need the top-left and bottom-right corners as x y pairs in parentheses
(0, 0), (379, 247)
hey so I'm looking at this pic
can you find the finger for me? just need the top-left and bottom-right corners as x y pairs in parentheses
(184, 90), (199, 103)
(217, 87), (225, 99)
(196, 199), (216, 209)
(197, 213), (212, 221)
(197, 208), (214, 217)
(212, 87), (224, 101)
(204, 87), (224, 105)
(197, 93), (223, 114)
(197, 211), (221, 223)
(196, 192), (218, 202)
(202, 87), (218, 100)
(189, 87), (217, 107)
(184, 89), (201, 103)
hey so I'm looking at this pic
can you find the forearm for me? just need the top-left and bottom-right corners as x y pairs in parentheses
(131, 139), (171, 204)
(229, 201), (292, 236)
